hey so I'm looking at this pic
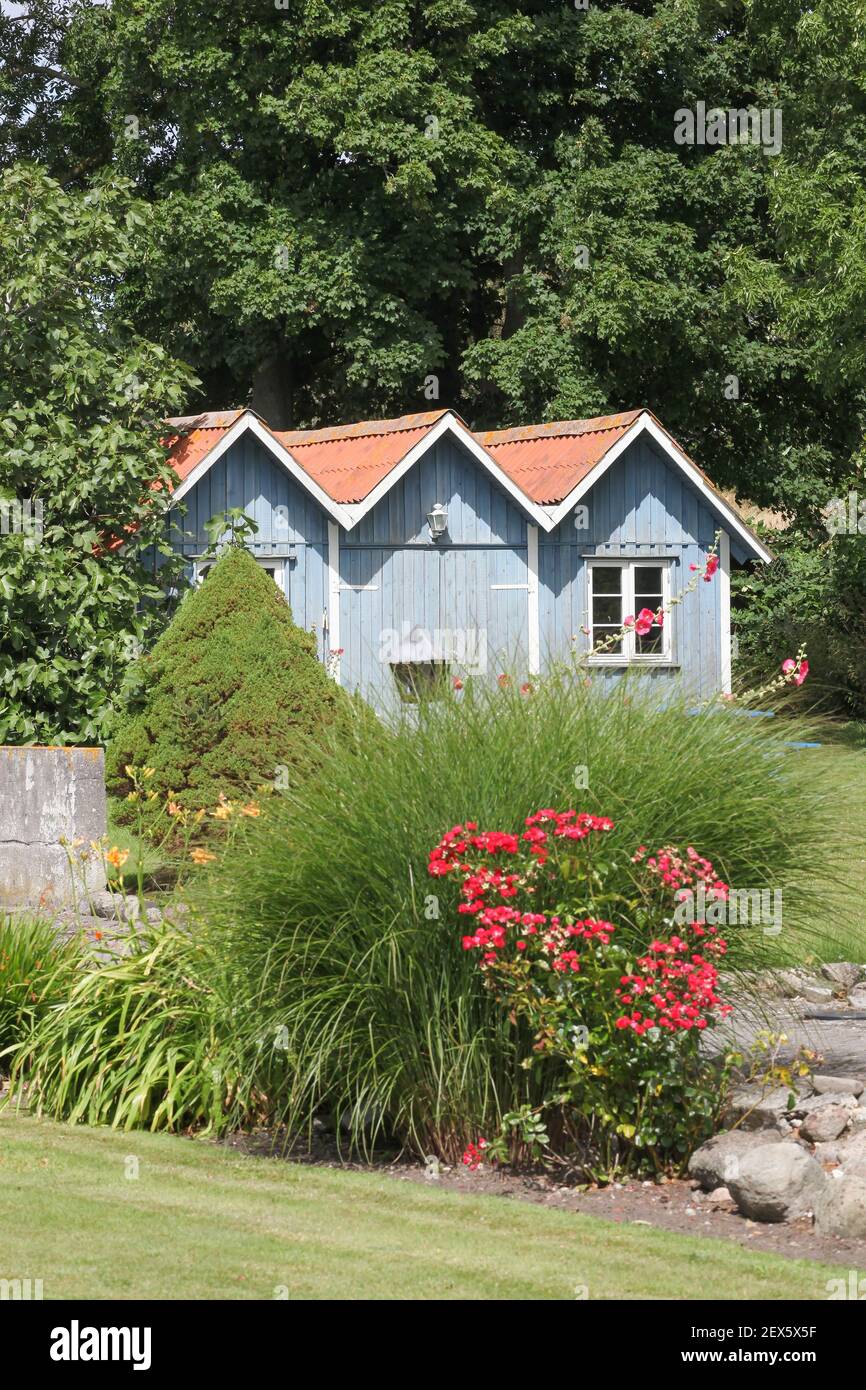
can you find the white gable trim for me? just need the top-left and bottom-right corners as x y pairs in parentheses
(719, 529), (732, 694)
(544, 413), (773, 563)
(169, 412), (354, 529)
(340, 413), (552, 531)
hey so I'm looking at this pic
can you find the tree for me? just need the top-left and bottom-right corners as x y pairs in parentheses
(0, 163), (197, 743)
(10, 0), (856, 522)
(106, 544), (350, 831)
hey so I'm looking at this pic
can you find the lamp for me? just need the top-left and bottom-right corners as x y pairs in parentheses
(427, 501), (448, 540)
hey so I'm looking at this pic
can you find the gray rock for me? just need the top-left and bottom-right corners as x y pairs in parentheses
(814, 1175), (866, 1238)
(799, 1104), (851, 1144)
(801, 984), (835, 1005)
(793, 1091), (859, 1117)
(821, 962), (864, 990)
(835, 1132), (866, 1178)
(849, 987), (866, 1010)
(813, 1142), (842, 1164)
(729, 1085), (805, 1129)
(87, 889), (140, 922)
(813, 1074), (864, 1097)
(777, 968), (821, 999)
(849, 1108), (866, 1132)
(688, 1129), (782, 1191)
(728, 1143), (826, 1223)
(706, 1186), (733, 1205)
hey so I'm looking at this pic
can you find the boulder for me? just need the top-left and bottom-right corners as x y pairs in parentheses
(814, 1175), (866, 1239)
(813, 1074), (864, 1097)
(793, 1091), (859, 1117)
(727, 1143), (826, 1222)
(821, 962), (864, 991)
(849, 987), (866, 1010)
(835, 1132), (866, 1178)
(849, 1108), (866, 1132)
(799, 1104), (851, 1144)
(688, 1129), (782, 1191)
(729, 1085), (806, 1130)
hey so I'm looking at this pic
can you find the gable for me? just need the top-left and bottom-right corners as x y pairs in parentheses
(348, 432), (529, 547)
(544, 433), (731, 552)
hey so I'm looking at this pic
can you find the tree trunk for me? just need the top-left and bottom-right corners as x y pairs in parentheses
(251, 353), (294, 429)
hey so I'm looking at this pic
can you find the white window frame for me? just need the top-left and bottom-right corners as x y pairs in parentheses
(193, 555), (286, 591)
(586, 558), (673, 666)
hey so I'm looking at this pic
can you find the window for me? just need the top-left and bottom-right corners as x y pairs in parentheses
(193, 556), (285, 591)
(391, 661), (450, 703)
(587, 560), (671, 664)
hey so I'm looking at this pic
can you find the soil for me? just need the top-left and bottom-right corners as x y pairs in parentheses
(218, 1126), (866, 1271)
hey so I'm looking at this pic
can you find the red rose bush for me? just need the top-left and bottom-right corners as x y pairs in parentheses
(430, 811), (738, 1177)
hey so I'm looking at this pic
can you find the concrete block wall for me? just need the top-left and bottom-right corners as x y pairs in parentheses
(0, 747), (106, 909)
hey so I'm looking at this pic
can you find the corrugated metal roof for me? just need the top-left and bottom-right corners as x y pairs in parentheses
(475, 411), (644, 504)
(271, 410), (451, 503)
(161, 407), (767, 559)
(164, 410), (247, 485)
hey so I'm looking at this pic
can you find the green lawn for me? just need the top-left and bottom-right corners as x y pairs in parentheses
(0, 1113), (847, 1300)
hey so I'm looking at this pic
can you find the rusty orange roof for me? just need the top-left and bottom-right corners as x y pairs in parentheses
(161, 407), (768, 560)
(271, 410), (452, 504)
(164, 410), (247, 485)
(475, 410), (644, 504)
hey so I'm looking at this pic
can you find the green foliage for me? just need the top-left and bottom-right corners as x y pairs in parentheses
(186, 674), (857, 1161)
(7, 925), (247, 1131)
(3, 0), (862, 526)
(0, 163), (197, 744)
(0, 915), (77, 1056)
(106, 544), (349, 832)
(734, 518), (866, 716)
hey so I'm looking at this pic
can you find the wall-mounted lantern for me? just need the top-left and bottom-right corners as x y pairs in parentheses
(427, 502), (449, 541)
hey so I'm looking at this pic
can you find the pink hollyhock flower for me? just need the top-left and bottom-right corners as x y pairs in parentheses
(633, 607), (656, 636)
(782, 657), (809, 687)
(703, 555), (719, 581)
(497, 673), (510, 687)
(452, 677), (463, 690)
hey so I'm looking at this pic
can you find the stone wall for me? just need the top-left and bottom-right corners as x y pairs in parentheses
(0, 746), (106, 908)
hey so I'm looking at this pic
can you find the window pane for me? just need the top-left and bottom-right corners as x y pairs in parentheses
(636, 626), (663, 655)
(635, 566), (662, 596)
(592, 626), (622, 655)
(592, 566), (622, 595)
(592, 596), (621, 626)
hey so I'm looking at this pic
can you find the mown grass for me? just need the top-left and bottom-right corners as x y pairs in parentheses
(0, 1114), (847, 1301)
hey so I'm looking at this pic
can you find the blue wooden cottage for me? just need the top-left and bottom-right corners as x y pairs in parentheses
(164, 407), (771, 707)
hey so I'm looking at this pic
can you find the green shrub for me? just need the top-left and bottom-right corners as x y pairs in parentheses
(188, 672), (858, 1161)
(106, 545), (349, 835)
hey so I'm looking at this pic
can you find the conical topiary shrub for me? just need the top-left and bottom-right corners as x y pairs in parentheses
(106, 545), (349, 834)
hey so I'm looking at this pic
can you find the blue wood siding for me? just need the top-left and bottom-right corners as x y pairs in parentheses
(166, 433), (329, 655)
(339, 435), (530, 707)
(539, 435), (723, 699)
(167, 428), (729, 706)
